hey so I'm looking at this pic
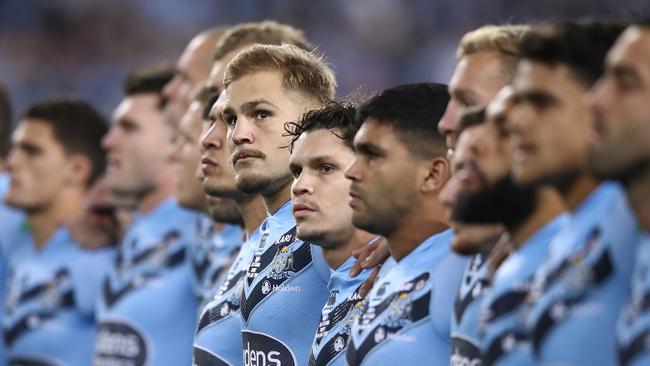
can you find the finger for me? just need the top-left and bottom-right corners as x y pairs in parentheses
(349, 261), (362, 277)
(358, 266), (380, 297)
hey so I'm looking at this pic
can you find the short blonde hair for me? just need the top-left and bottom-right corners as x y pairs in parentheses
(457, 24), (529, 59)
(457, 25), (529, 79)
(213, 21), (313, 61)
(224, 44), (336, 103)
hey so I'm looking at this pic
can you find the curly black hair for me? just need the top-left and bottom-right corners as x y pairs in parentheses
(284, 100), (358, 152)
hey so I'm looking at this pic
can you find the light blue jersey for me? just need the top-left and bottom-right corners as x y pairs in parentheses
(193, 227), (261, 366)
(0, 172), (24, 364)
(527, 182), (639, 365)
(94, 198), (199, 366)
(0, 173), (24, 252)
(3, 225), (114, 365)
(240, 201), (331, 366)
(308, 253), (375, 366)
(191, 215), (243, 309)
(478, 215), (566, 366)
(346, 229), (468, 366)
(450, 253), (491, 366)
(617, 232), (650, 366)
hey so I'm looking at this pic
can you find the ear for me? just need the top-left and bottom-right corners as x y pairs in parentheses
(421, 157), (450, 194)
(65, 154), (93, 187)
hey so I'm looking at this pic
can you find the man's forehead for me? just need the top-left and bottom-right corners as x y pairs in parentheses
(299, 129), (348, 152)
(609, 27), (650, 69)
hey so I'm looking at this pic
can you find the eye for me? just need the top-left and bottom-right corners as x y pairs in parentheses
(225, 116), (237, 127)
(616, 75), (639, 93)
(255, 110), (270, 120)
(320, 164), (335, 174)
(290, 166), (302, 178)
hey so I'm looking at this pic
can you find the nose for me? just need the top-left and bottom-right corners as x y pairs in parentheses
(585, 77), (609, 117)
(344, 156), (362, 182)
(6, 146), (19, 173)
(101, 128), (118, 151)
(230, 118), (254, 146)
(438, 99), (461, 149)
(291, 171), (313, 198)
(163, 75), (182, 102)
(440, 175), (461, 209)
(200, 123), (224, 153)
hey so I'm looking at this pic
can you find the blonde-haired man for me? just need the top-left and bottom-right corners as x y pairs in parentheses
(440, 24), (528, 152)
(440, 24), (529, 366)
(221, 44), (335, 366)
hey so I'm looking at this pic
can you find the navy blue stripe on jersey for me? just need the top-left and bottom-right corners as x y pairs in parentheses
(532, 247), (614, 352)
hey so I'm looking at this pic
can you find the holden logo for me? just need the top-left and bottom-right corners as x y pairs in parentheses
(242, 331), (296, 366)
(94, 321), (148, 366)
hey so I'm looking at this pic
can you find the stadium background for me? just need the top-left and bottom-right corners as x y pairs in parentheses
(0, 0), (645, 117)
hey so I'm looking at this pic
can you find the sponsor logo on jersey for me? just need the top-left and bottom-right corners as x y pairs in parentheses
(94, 321), (148, 366)
(242, 331), (296, 366)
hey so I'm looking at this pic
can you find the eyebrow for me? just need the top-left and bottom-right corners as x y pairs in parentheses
(611, 64), (640, 81)
(354, 141), (385, 156)
(240, 99), (279, 114)
(116, 117), (138, 129)
(451, 88), (478, 105)
(16, 140), (42, 154)
(308, 156), (336, 166)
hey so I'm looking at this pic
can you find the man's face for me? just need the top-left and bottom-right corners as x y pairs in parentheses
(439, 51), (509, 151)
(588, 26), (650, 181)
(103, 94), (175, 196)
(163, 34), (216, 125)
(509, 60), (592, 188)
(289, 129), (356, 248)
(345, 121), (423, 237)
(206, 49), (242, 96)
(6, 120), (70, 211)
(223, 70), (316, 196)
(199, 92), (242, 200)
(172, 99), (206, 211)
(452, 105), (536, 230)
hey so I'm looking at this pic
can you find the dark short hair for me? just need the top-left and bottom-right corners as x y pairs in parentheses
(457, 106), (486, 135)
(21, 97), (108, 186)
(123, 63), (175, 108)
(0, 82), (11, 160)
(284, 100), (358, 152)
(519, 20), (627, 87)
(356, 82), (449, 158)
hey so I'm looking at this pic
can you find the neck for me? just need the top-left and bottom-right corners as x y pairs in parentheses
(626, 167), (650, 232)
(323, 229), (376, 269)
(563, 173), (600, 212)
(387, 204), (448, 261)
(28, 189), (86, 248)
(263, 182), (292, 214)
(236, 194), (267, 235)
(138, 167), (176, 214)
(510, 188), (565, 248)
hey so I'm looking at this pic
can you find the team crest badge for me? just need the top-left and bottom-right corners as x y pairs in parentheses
(270, 245), (295, 280)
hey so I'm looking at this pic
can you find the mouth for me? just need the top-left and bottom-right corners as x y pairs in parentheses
(513, 142), (536, 163)
(292, 203), (316, 219)
(232, 149), (264, 165)
(589, 116), (607, 144)
(348, 187), (364, 208)
(107, 156), (120, 170)
(200, 156), (219, 172)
